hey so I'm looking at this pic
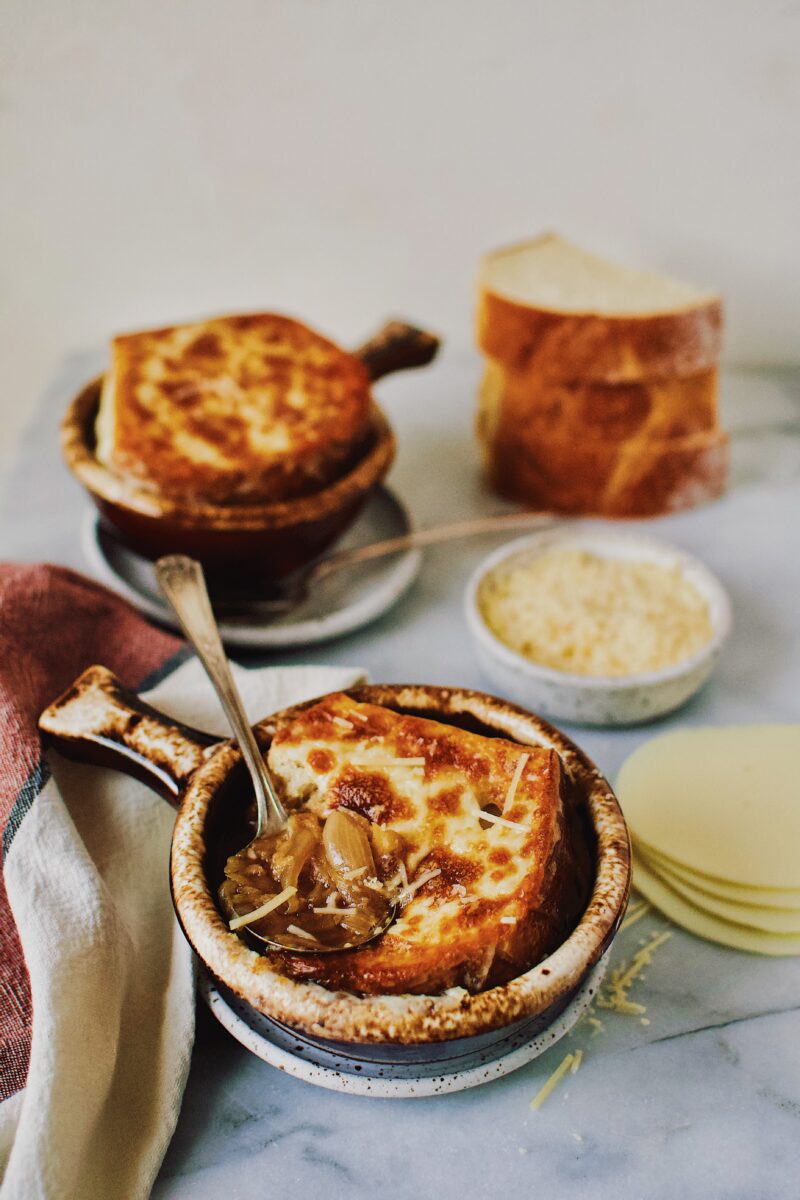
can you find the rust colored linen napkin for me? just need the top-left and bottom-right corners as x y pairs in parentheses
(0, 563), (363, 1199)
(0, 563), (182, 1102)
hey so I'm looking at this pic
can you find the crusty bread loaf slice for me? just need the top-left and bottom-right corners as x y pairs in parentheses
(478, 361), (719, 447)
(477, 234), (723, 382)
(482, 426), (729, 518)
(264, 693), (586, 995)
(96, 313), (372, 505)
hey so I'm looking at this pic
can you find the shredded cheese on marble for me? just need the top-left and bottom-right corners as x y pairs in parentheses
(620, 900), (652, 932)
(228, 885), (297, 931)
(530, 1049), (583, 1110)
(596, 929), (671, 1016)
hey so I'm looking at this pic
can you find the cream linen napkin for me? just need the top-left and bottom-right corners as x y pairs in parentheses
(0, 656), (364, 1200)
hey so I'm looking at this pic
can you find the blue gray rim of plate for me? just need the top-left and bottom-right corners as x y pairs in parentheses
(197, 954), (608, 1099)
(80, 486), (422, 650)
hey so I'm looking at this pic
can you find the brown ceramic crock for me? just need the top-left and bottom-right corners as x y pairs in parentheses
(39, 666), (630, 1045)
(60, 321), (439, 582)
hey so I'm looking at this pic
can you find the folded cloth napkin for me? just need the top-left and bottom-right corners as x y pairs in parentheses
(0, 563), (363, 1200)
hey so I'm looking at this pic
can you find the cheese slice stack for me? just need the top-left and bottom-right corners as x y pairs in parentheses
(476, 234), (728, 517)
(616, 726), (800, 955)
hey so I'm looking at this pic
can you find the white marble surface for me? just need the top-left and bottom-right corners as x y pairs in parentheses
(2, 354), (800, 1198)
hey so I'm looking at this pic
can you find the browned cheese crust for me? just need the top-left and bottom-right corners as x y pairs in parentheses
(262, 694), (585, 995)
(477, 288), (723, 383)
(100, 313), (372, 504)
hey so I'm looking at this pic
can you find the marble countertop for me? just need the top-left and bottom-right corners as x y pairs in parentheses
(3, 352), (799, 1199)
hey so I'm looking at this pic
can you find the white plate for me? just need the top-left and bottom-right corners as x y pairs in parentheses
(80, 487), (421, 649)
(198, 954), (608, 1099)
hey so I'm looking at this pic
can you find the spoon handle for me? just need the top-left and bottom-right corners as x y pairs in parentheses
(309, 509), (558, 587)
(155, 555), (287, 837)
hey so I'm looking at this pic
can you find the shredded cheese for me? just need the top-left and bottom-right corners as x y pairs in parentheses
(397, 867), (442, 906)
(340, 867), (367, 880)
(503, 752), (530, 813)
(620, 900), (651, 932)
(478, 549), (714, 677)
(499, 915), (518, 925)
(475, 807), (531, 832)
(311, 906), (357, 916)
(228, 885), (297, 931)
(349, 710), (369, 722)
(596, 929), (671, 1017)
(286, 923), (318, 942)
(530, 1049), (583, 1110)
(362, 877), (386, 892)
(332, 716), (355, 730)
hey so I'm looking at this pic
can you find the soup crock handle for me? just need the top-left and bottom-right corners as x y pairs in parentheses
(354, 320), (440, 382)
(38, 664), (220, 808)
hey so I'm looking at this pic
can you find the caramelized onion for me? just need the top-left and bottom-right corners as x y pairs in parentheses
(221, 805), (393, 948)
(271, 811), (321, 893)
(323, 809), (375, 879)
(322, 809), (390, 936)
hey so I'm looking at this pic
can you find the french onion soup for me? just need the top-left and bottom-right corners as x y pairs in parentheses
(219, 694), (589, 995)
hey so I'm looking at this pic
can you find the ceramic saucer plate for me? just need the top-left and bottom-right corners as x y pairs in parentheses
(81, 486), (421, 649)
(198, 953), (608, 1099)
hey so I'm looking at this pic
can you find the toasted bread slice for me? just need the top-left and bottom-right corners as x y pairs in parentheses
(483, 425), (729, 517)
(478, 362), (719, 448)
(265, 693), (585, 994)
(477, 234), (722, 382)
(96, 313), (371, 504)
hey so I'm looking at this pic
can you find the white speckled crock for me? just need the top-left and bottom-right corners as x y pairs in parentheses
(465, 525), (733, 727)
(39, 669), (630, 1050)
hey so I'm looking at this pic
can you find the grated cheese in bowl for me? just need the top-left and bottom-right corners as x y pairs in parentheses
(477, 548), (714, 677)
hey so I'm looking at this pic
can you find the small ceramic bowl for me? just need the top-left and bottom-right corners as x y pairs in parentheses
(61, 377), (395, 583)
(39, 670), (630, 1049)
(465, 525), (733, 727)
(60, 320), (439, 583)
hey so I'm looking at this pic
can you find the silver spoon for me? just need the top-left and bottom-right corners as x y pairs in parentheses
(155, 553), (394, 952)
(208, 510), (557, 619)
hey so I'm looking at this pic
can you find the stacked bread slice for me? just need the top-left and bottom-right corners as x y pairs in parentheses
(476, 235), (728, 517)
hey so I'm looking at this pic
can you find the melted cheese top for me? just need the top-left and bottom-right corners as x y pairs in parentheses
(96, 312), (371, 503)
(268, 694), (565, 972)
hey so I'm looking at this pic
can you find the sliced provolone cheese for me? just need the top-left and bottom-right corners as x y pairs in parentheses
(617, 726), (800, 889)
(632, 854), (800, 956)
(634, 838), (800, 909)
(635, 844), (800, 935)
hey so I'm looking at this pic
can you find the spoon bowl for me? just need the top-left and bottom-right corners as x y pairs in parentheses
(155, 554), (396, 953)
